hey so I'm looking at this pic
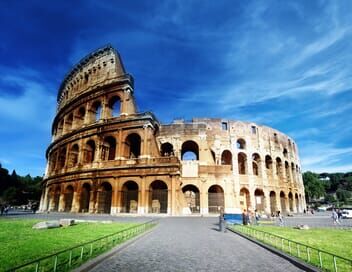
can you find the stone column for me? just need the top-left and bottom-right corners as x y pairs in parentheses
(171, 176), (177, 215)
(71, 190), (80, 213)
(139, 177), (146, 214)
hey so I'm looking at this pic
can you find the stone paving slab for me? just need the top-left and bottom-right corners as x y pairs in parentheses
(88, 217), (305, 272)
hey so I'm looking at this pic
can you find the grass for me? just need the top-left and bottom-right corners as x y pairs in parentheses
(0, 218), (140, 271)
(232, 225), (352, 271)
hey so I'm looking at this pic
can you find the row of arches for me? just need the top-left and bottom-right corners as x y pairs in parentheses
(55, 95), (122, 137)
(49, 133), (141, 172)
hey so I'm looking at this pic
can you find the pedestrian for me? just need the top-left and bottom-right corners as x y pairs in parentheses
(332, 209), (340, 225)
(337, 209), (342, 220)
(4, 205), (9, 215)
(254, 209), (260, 225)
(278, 211), (284, 226)
(31, 203), (38, 214)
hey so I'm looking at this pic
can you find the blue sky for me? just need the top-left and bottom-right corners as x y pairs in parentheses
(0, 0), (351, 176)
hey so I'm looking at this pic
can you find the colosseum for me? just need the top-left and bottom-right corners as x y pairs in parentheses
(39, 45), (306, 216)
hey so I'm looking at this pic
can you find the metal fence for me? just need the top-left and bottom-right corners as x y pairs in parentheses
(7, 220), (156, 272)
(232, 225), (352, 272)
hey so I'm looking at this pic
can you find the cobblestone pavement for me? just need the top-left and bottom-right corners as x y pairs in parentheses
(89, 217), (304, 272)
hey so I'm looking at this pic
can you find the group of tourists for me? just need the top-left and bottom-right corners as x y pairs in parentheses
(331, 208), (343, 225)
(242, 209), (284, 226)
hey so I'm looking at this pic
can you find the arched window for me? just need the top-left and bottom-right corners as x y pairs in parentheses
(182, 185), (200, 213)
(69, 144), (79, 167)
(208, 185), (224, 213)
(125, 133), (141, 158)
(276, 157), (283, 178)
(149, 180), (168, 214)
(280, 191), (286, 213)
(255, 189), (265, 212)
(237, 139), (246, 149)
(80, 183), (91, 212)
(181, 140), (199, 160)
(97, 182), (112, 214)
(108, 96), (121, 117)
(240, 188), (251, 210)
(283, 148), (288, 158)
(221, 150), (232, 166)
(76, 106), (85, 127)
(64, 185), (74, 212)
(269, 191), (276, 215)
(102, 136), (116, 161)
(58, 147), (67, 169)
(238, 152), (247, 175)
(66, 113), (73, 131)
(265, 155), (273, 170)
(285, 161), (290, 181)
(161, 142), (174, 156)
(252, 153), (260, 176)
(84, 140), (95, 163)
(50, 151), (57, 172)
(121, 181), (139, 213)
(57, 120), (64, 136)
(92, 101), (102, 121)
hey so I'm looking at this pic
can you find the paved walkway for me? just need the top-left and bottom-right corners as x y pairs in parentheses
(89, 217), (304, 272)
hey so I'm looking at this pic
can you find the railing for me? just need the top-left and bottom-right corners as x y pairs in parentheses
(7, 220), (156, 272)
(232, 225), (352, 272)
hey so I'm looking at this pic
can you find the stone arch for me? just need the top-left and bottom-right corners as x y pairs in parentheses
(52, 186), (61, 211)
(64, 185), (74, 212)
(80, 183), (91, 213)
(121, 181), (139, 213)
(84, 140), (96, 163)
(125, 133), (141, 158)
(276, 157), (283, 178)
(49, 150), (57, 172)
(182, 184), (200, 213)
(283, 148), (288, 158)
(149, 180), (168, 214)
(92, 100), (102, 122)
(295, 193), (299, 212)
(97, 182), (112, 214)
(208, 185), (224, 213)
(58, 147), (67, 169)
(288, 192), (294, 212)
(221, 150), (232, 168)
(238, 152), (247, 175)
(254, 189), (265, 212)
(280, 191), (286, 213)
(252, 153), (261, 176)
(291, 162), (296, 182)
(102, 136), (117, 160)
(269, 191), (277, 215)
(68, 144), (79, 167)
(57, 119), (64, 136)
(161, 142), (174, 156)
(237, 138), (246, 149)
(66, 113), (73, 131)
(181, 140), (199, 160)
(75, 106), (86, 128)
(108, 95), (121, 117)
(285, 161), (290, 181)
(240, 187), (250, 211)
(265, 155), (273, 178)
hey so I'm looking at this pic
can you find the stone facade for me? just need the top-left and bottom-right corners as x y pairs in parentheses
(39, 45), (306, 216)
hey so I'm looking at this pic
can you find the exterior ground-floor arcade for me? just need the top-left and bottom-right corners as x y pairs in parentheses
(40, 175), (306, 216)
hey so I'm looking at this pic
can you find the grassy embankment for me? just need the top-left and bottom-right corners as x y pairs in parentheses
(0, 218), (139, 271)
(233, 224), (352, 271)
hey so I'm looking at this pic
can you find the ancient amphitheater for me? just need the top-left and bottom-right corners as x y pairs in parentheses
(39, 45), (306, 216)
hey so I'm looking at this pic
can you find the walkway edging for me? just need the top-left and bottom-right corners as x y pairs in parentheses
(227, 227), (320, 272)
(74, 224), (158, 272)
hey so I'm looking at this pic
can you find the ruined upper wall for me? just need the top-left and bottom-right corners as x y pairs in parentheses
(57, 45), (132, 110)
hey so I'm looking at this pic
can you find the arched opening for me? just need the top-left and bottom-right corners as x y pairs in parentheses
(57, 120), (64, 136)
(254, 189), (265, 212)
(46, 187), (52, 211)
(58, 147), (67, 169)
(121, 181), (139, 213)
(84, 140), (95, 163)
(285, 161), (290, 181)
(283, 148), (288, 158)
(76, 106), (85, 128)
(97, 182), (112, 214)
(92, 101), (102, 121)
(288, 192), (294, 212)
(211, 150), (216, 164)
(221, 150), (232, 167)
(149, 180), (168, 214)
(102, 136), (116, 161)
(53, 187), (61, 211)
(125, 133), (141, 159)
(69, 144), (79, 167)
(50, 151), (57, 172)
(181, 140), (199, 160)
(295, 193), (299, 212)
(161, 142), (174, 156)
(291, 162), (296, 182)
(265, 155), (273, 178)
(276, 157), (283, 178)
(66, 113), (73, 131)
(252, 153), (260, 176)
(182, 185), (200, 213)
(64, 185), (74, 212)
(237, 138), (246, 149)
(238, 152), (247, 175)
(269, 191), (276, 215)
(80, 183), (91, 213)
(240, 188), (250, 211)
(208, 185), (224, 213)
(108, 96), (121, 117)
(280, 191), (286, 213)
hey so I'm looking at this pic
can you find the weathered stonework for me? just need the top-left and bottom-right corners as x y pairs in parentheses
(39, 45), (306, 216)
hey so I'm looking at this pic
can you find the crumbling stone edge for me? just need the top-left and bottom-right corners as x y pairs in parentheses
(73, 224), (158, 272)
(227, 227), (320, 272)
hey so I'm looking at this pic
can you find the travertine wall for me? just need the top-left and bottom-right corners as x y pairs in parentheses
(39, 45), (306, 216)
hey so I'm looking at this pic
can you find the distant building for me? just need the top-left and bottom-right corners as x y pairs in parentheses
(39, 45), (306, 215)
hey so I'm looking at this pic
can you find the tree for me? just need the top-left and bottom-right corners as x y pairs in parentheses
(336, 189), (351, 203)
(303, 171), (325, 202)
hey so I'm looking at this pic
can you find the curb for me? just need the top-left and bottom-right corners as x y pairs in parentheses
(227, 227), (320, 272)
(73, 225), (158, 272)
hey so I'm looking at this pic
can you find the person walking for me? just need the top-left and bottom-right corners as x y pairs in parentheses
(277, 211), (284, 226)
(332, 209), (340, 225)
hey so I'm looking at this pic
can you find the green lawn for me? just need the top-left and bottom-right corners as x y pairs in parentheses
(233, 225), (352, 271)
(0, 218), (139, 271)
